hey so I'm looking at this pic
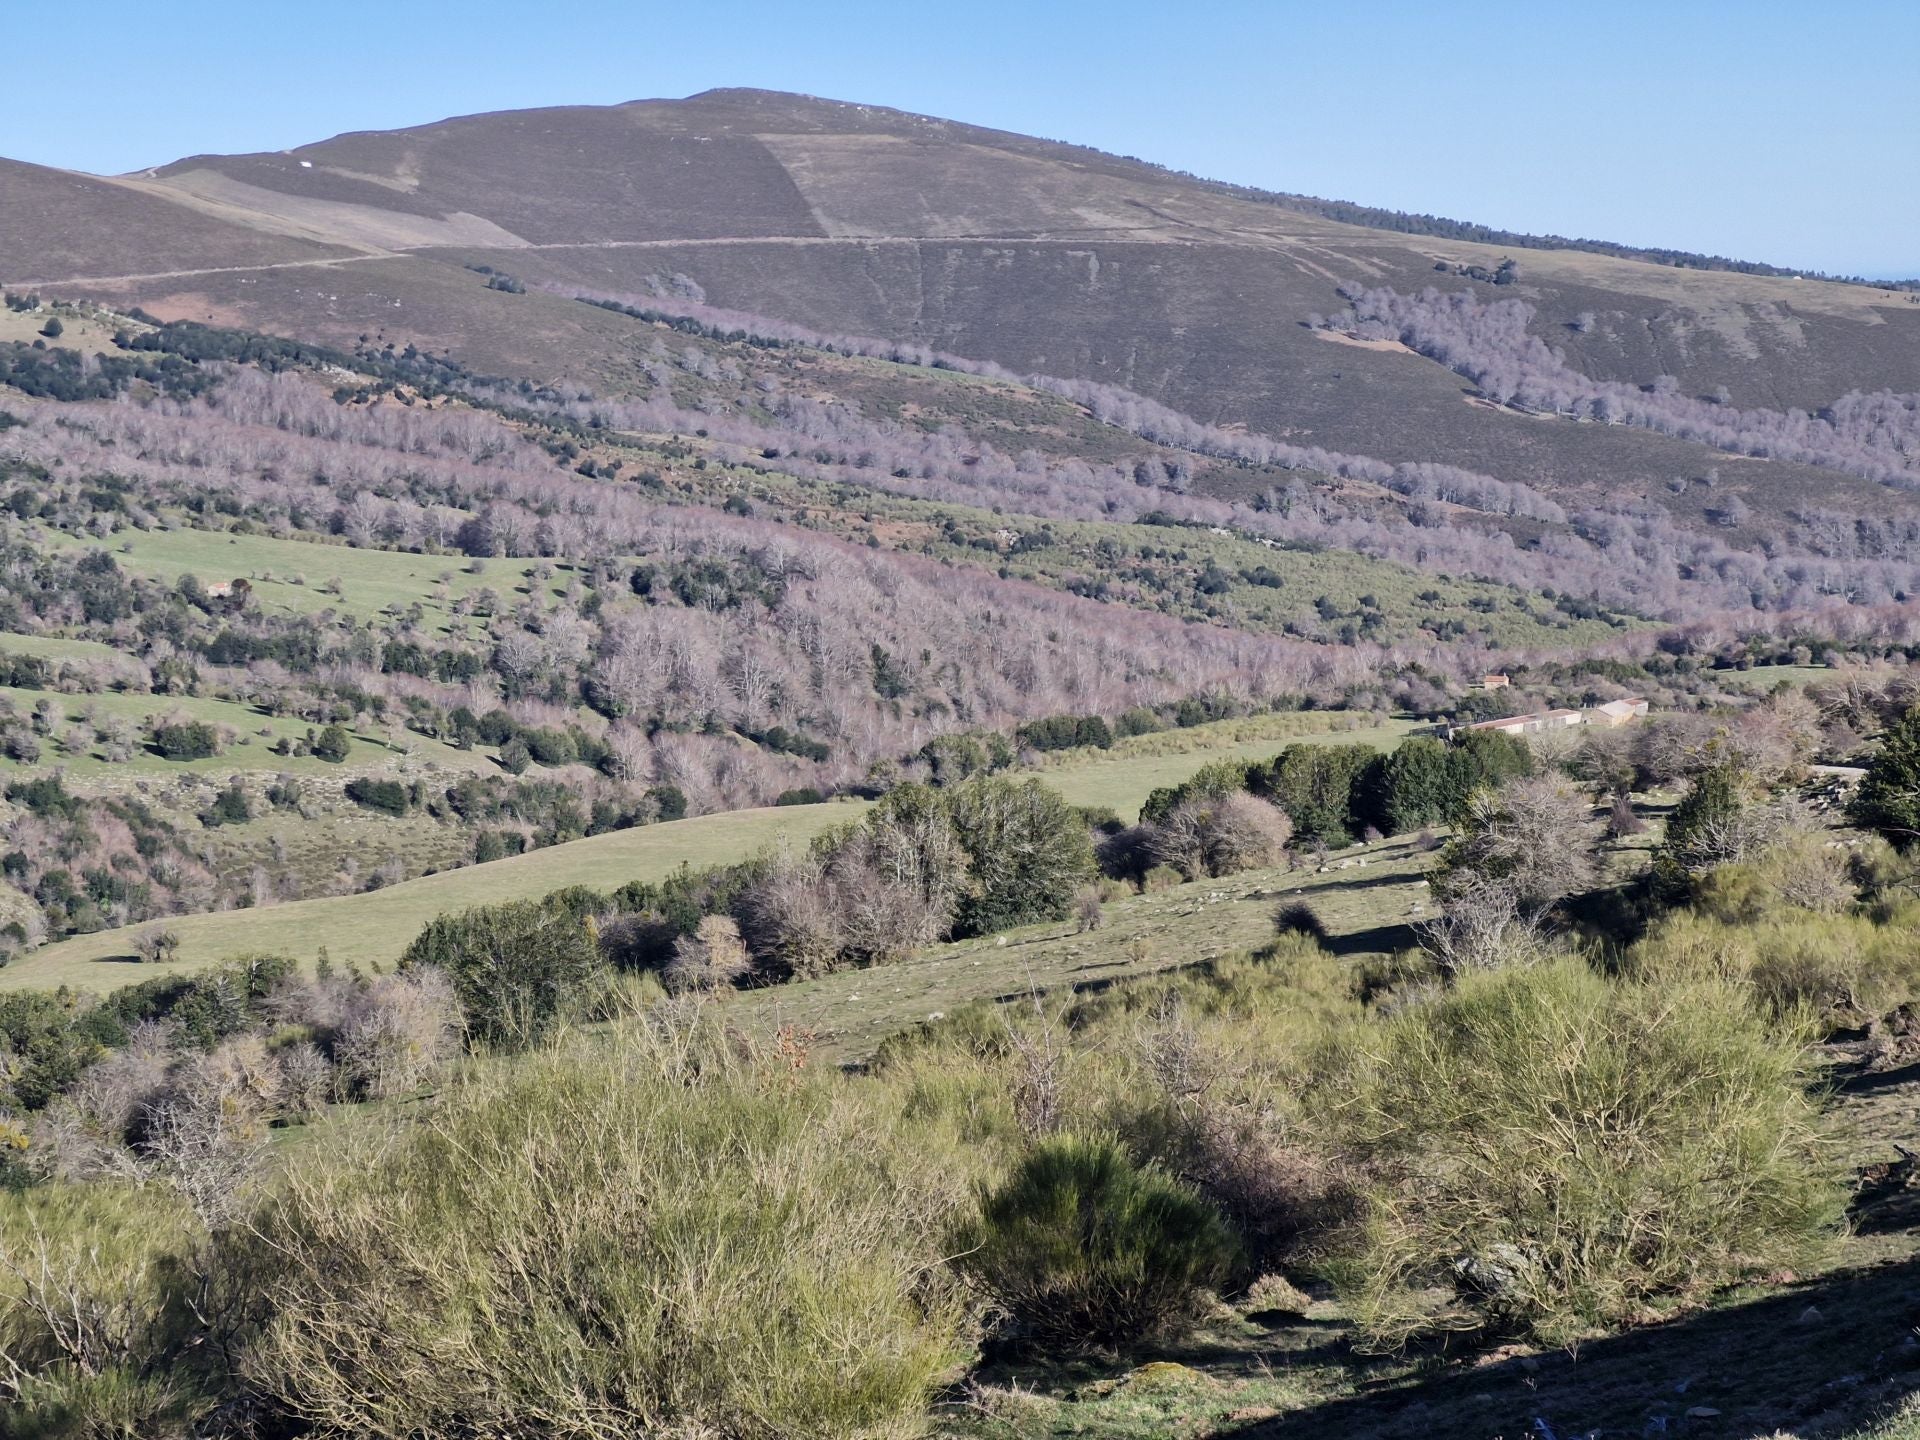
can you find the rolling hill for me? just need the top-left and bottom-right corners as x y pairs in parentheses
(7, 88), (1919, 546)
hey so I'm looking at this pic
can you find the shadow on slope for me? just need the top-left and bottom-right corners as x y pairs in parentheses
(1231, 1257), (1920, 1440)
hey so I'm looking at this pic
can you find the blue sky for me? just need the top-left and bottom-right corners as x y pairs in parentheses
(5, 0), (1916, 276)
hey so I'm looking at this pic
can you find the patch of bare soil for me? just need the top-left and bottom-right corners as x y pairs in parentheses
(1311, 329), (1415, 356)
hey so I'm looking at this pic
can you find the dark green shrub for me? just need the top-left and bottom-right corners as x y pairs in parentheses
(1257, 744), (1376, 846)
(472, 830), (526, 864)
(1139, 760), (1252, 826)
(918, 731), (1013, 786)
(1655, 764), (1772, 893)
(311, 725), (351, 763)
(399, 898), (604, 1049)
(1015, 714), (1114, 753)
(774, 787), (825, 807)
(5, 776), (83, 820)
(343, 778), (409, 816)
(946, 776), (1096, 936)
(955, 1135), (1239, 1350)
(148, 720), (218, 761)
(523, 728), (577, 766)
(1852, 705), (1920, 847)
(1374, 736), (1456, 832)
(199, 781), (252, 827)
(1273, 900), (1327, 940)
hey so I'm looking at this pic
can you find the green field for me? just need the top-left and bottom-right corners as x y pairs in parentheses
(36, 526), (567, 638)
(729, 834), (1430, 1062)
(1, 711), (1429, 994)
(1708, 664), (1838, 691)
(1042, 713), (1420, 819)
(0, 632), (136, 665)
(1, 802), (861, 992)
(0, 684), (489, 780)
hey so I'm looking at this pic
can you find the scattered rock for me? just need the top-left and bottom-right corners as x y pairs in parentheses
(1796, 1304), (1824, 1326)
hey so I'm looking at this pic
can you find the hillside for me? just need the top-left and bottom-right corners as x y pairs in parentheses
(12, 60), (1920, 1440)
(6, 89), (1920, 557)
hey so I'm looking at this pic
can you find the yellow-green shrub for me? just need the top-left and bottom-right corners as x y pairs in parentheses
(241, 1030), (976, 1439)
(1625, 904), (1920, 1027)
(1321, 959), (1842, 1349)
(0, 1181), (205, 1438)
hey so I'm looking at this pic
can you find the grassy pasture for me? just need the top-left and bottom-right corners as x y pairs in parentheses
(731, 834), (1431, 1063)
(1042, 713), (1420, 819)
(1708, 664), (1837, 691)
(1, 709), (1427, 993)
(0, 301), (130, 357)
(0, 684), (488, 781)
(36, 527), (567, 637)
(0, 802), (859, 992)
(0, 632), (133, 665)
(198, 806), (479, 896)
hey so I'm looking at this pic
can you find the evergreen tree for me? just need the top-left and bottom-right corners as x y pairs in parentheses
(1852, 707), (1920, 848)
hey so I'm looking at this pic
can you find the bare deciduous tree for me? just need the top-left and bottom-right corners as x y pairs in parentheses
(1441, 775), (1599, 917)
(1418, 871), (1548, 977)
(143, 1093), (267, 1230)
(664, 915), (753, 995)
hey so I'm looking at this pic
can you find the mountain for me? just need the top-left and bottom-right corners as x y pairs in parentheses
(6, 88), (1920, 542)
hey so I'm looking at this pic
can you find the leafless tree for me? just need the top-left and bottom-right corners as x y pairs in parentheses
(143, 1093), (267, 1230)
(1418, 871), (1548, 977)
(333, 968), (463, 1100)
(663, 915), (753, 995)
(1145, 792), (1293, 880)
(133, 925), (181, 965)
(1442, 775), (1599, 917)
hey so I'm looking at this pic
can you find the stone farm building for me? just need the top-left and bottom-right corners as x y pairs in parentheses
(1449, 697), (1648, 740)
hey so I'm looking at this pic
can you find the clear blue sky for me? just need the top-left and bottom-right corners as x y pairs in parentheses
(6, 0), (1916, 276)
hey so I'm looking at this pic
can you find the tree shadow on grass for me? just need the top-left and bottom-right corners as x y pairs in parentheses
(1298, 870), (1425, 895)
(1322, 921), (1420, 957)
(1226, 1257), (1920, 1440)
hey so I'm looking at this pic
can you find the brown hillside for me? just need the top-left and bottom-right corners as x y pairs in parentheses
(0, 157), (359, 284)
(8, 89), (1920, 532)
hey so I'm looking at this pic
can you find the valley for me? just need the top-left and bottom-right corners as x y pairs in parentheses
(3, 72), (1920, 1440)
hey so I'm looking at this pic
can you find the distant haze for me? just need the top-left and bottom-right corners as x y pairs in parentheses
(2, 0), (1916, 278)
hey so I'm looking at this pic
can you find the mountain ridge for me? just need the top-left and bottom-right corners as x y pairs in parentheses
(5, 88), (1919, 553)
